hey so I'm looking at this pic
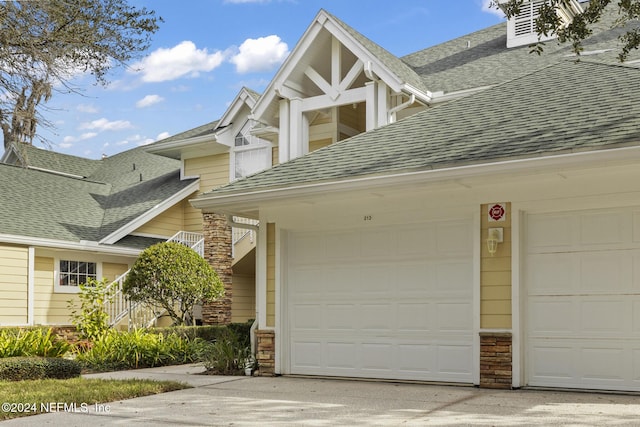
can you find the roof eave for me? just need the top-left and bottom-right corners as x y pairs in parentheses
(190, 144), (640, 215)
(100, 179), (201, 245)
(0, 233), (141, 256)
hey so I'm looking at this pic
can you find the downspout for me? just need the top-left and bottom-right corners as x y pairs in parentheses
(388, 94), (415, 123)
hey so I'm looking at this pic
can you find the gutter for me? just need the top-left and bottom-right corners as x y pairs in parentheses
(0, 234), (141, 256)
(191, 144), (640, 211)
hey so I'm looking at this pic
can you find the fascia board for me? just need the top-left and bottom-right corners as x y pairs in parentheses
(218, 89), (258, 128)
(100, 179), (201, 245)
(191, 145), (640, 212)
(146, 132), (226, 156)
(0, 234), (141, 256)
(322, 19), (405, 91)
(252, 12), (329, 120)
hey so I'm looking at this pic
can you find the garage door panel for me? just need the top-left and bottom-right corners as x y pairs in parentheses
(527, 254), (577, 294)
(580, 252), (633, 292)
(288, 220), (473, 383)
(529, 299), (575, 335)
(579, 211), (631, 246)
(397, 303), (431, 331)
(325, 304), (356, 331)
(580, 300), (630, 334)
(437, 302), (473, 331)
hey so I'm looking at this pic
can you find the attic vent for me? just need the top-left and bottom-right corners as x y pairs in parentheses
(500, 0), (583, 49)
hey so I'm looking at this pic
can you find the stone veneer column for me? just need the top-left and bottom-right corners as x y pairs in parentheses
(201, 212), (233, 325)
(255, 330), (275, 376)
(479, 332), (513, 389)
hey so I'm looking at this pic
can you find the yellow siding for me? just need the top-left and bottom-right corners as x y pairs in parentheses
(0, 245), (28, 325)
(309, 138), (332, 153)
(232, 274), (255, 323)
(272, 147), (279, 167)
(480, 203), (512, 329)
(33, 256), (73, 325)
(185, 154), (230, 191)
(338, 103), (366, 137)
(134, 201), (185, 237)
(102, 263), (129, 283)
(184, 154), (229, 232)
(266, 223), (276, 327)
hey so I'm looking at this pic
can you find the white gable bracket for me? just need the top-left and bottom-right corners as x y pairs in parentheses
(304, 66), (340, 100)
(339, 60), (364, 92)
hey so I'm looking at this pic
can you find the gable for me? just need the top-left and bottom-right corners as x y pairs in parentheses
(195, 61), (640, 202)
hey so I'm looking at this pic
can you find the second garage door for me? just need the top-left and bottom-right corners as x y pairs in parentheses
(286, 219), (474, 383)
(526, 207), (640, 392)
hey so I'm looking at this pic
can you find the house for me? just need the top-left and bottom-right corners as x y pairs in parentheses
(0, 143), (204, 326)
(182, 3), (640, 393)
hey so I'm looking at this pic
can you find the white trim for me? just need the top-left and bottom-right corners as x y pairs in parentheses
(27, 247), (35, 326)
(192, 145), (640, 213)
(26, 165), (85, 179)
(274, 224), (282, 375)
(257, 216), (268, 328)
(511, 204), (522, 388)
(100, 180), (200, 244)
(218, 88), (259, 129)
(473, 209), (481, 386)
(0, 234), (141, 256)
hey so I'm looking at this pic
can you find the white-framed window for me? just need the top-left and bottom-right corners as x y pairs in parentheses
(233, 120), (271, 180)
(54, 257), (102, 294)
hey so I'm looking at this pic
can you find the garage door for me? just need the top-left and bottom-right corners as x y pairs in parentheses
(526, 207), (640, 392)
(286, 219), (474, 383)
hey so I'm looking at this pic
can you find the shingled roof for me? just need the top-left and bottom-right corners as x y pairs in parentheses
(0, 146), (196, 249)
(199, 60), (640, 197)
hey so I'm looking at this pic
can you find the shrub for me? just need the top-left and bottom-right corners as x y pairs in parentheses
(151, 321), (253, 345)
(202, 329), (252, 375)
(76, 329), (208, 371)
(68, 277), (113, 341)
(0, 357), (81, 381)
(0, 328), (70, 358)
(123, 242), (224, 325)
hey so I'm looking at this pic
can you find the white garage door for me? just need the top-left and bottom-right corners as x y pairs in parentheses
(526, 207), (640, 392)
(286, 219), (474, 383)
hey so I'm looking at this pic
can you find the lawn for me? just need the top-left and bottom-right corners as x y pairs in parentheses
(0, 377), (190, 420)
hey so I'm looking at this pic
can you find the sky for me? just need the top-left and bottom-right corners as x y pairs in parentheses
(36, 0), (505, 159)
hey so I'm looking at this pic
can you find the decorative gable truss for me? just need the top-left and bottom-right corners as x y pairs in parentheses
(252, 10), (429, 163)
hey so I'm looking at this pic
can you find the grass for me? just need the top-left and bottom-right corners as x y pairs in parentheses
(0, 377), (190, 420)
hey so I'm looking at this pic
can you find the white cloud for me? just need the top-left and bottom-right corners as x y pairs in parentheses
(230, 35), (289, 73)
(59, 142), (73, 149)
(77, 104), (99, 113)
(156, 131), (170, 141)
(136, 94), (165, 108)
(133, 41), (225, 82)
(481, 0), (504, 18)
(62, 132), (98, 143)
(79, 118), (133, 131)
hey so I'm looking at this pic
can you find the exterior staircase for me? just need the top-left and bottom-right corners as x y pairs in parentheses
(104, 231), (204, 330)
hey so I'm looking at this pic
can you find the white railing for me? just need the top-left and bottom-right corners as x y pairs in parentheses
(231, 217), (259, 257)
(104, 231), (204, 329)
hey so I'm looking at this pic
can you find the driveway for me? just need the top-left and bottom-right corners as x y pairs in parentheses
(3, 365), (640, 426)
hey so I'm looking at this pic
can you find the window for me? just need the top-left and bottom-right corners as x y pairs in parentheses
(58, 260), (97, 289)
(233, 120), (271, 180)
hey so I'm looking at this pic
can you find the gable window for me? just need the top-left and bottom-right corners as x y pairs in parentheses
(233, 120), (271, 180)
(54, 257), (102, 294)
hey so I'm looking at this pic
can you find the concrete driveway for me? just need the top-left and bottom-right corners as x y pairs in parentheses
(3, 364), (640, 426)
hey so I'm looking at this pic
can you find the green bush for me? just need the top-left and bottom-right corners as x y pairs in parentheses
(76, 329), (208, 371)
(0, 357), (81, 381)
(68, 278), (113, 341)
(202, 329), (252, 375)
(151, 322), (253, 345)
(0, 328), (70, 358)
(124, 242), (224, 325)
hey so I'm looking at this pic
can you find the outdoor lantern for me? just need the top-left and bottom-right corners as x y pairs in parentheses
(486, 228), (503, 256)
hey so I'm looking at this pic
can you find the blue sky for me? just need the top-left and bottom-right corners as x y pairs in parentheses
(39, 0), (504, 159)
